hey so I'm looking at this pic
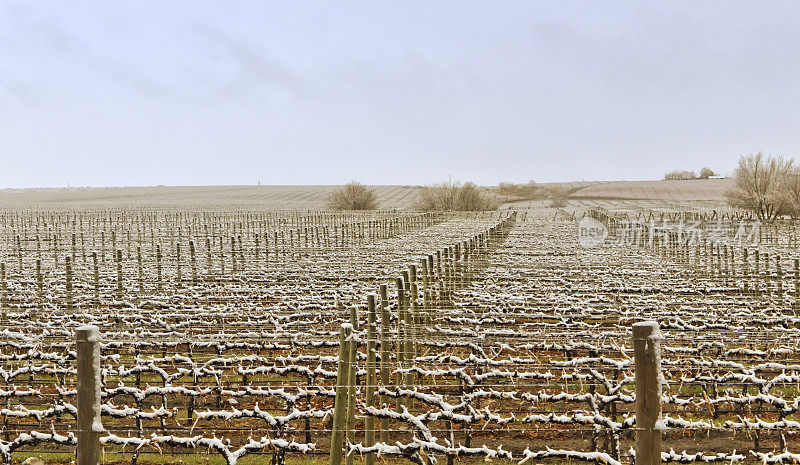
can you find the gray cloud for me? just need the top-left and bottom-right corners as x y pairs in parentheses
(190, 23), (304, 99)
(0, 80), (37, 104)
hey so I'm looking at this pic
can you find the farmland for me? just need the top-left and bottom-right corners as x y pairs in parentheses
(0, 186), (422, 211)
(569, 180), (732, 202)
(0, 187), (798, 464)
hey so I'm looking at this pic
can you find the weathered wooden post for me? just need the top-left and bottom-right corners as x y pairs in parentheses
(329, 324), (352, 465)
(135, 246), (144, 293)
(633, 321), (663, 465)
(66, 256), (74, 311)
(16, 235), (22, 272)
(365, 294), (378, 465)
(345, 306), (360, 465)
(378, 284), (390, 443)
(401, 272), (414, 394)
(421, 258), (431, 312)
(76, 325), (102, 465)
(754, 250), (760, 297)
(0, 263), (6, 319)
(794, 258), (799, 308)
(743, 248), (749, 294)
(176, 242), (182, 284)
(189, 240), (197, 285)
(206, 237), (213, 274)
(92, 252), (100, 307)
(115, 249), (123, 300)
(231, 236), (237, 274)
(36, 259), (43, 310)
(407, 265), (418, 351)
(156, 244), (163, 292)
(764, 252), (771, 298)
(395, 276), (406, 403)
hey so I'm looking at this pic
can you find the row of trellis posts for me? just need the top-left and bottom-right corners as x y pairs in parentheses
(326, 214), (520, 465)
(585, 209), (800, 301)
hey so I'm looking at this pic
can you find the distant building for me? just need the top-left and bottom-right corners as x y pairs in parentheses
(708, 175), (725, 179)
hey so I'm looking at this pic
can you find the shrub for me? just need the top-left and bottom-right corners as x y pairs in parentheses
(545, 185), (571, 208)
(497, 180), (547, 200)
(415, 181), (497, 211)
(328, 181), (378, 210)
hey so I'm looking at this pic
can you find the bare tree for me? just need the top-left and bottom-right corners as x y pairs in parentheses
(726, 153), (793, 222)
(457, 182), (496, 210)
(328, 181), (379, 210)
(415, 180), (497, 211)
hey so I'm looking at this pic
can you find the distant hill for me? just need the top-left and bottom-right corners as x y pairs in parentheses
(570, 179), (732, 201)
(0, 185), (421, 211)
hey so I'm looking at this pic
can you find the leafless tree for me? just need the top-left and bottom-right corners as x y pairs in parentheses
(328, 181), (379, 210)
(415, 180), (497, 211)
(726, 153), (793, 222)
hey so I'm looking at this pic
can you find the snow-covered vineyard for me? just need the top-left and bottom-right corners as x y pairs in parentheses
(0, 207), (799, 464)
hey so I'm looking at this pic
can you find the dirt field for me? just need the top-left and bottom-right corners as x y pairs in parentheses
(569, 179), (732, 201)
(0, 180), (733, 213)
(0, 185), (422, 211)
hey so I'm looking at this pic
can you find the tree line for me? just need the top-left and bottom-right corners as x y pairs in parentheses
(663, 167), (717, 180)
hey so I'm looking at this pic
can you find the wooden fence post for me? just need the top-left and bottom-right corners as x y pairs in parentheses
(395, 276), (406, 413)
(742, 249), (749, 294)
(176, 242), (182, 284)
(66, 256), (74, 311)
(92, 252), (100, 307)
(156, 244), (162, 292)
(189, 240), (197, 285)
(754, 250), (760, 296)
(0, 263), (6, 319)
(794, 259), (799, 308)
(76, 325), (102, 465)
(345, 306), (360, 465)
(365, 294), (377, 465)
(137, 247), (144, 293)
(36, 259), (43, 311)
(633, 321), (663, 465)
(115, 250), (123, 300)
(329, 324), (353, 465)
(378, 284), (390, 444)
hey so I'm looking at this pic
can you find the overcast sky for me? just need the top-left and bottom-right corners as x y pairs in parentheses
(2, 1), (800, 188)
